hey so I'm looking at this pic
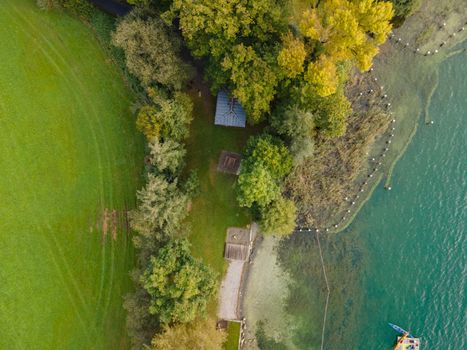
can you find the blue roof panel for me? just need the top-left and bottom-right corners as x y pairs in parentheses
(214, 91), (246, 127)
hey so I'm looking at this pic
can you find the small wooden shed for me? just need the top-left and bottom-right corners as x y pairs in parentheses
(224, 227), (251, 261)
(217, 151), (242, 175)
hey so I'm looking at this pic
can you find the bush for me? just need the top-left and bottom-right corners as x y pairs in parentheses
(141, 239), (217, 325)
(260, 197), (297, 236)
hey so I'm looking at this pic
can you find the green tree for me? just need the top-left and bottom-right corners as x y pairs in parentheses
(148, 138), (186, 176)
(260, 197), (297, 235)
(221, 44), (279, 123)
(244, 134), (293, 179)
(164, 0), (285, 123)
(310, 91), (351, 138)
(151, 318), (226, 350)
(164, 0), (284, 58)
(112, 15), (193, 89)
(141, 239), (217, 325)
(237, 165), (280, 208)
(136, 90), (193, 142)
(130, 174), (189, 247)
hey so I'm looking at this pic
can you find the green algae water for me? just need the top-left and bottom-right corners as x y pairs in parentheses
(244, 38), (466, 350)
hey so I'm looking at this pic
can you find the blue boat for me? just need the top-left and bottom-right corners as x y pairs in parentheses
(388, 323), (414, 338)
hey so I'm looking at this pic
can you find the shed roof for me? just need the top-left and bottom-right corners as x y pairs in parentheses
(224, 227), (251, 261)
(217, 151), (242, 175)
(224, 243), (249, 261)
(215, 91), (246, 128)
(226, 227), (250, 245)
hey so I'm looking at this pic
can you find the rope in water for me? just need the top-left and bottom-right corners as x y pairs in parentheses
(316, 231), (330, 350)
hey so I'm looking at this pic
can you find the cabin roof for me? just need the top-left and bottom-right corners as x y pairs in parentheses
(224, 227), (251, 261)
(215, 91), (246, 128)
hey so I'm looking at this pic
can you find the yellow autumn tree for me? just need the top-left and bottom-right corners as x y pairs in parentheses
(277, 32), (307, 78)
(298, 0), (393, 96)
(304, 55), (337, 97)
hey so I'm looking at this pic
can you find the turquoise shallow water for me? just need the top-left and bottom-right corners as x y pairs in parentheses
(258, 45), (466, 349)
(348, 48), (466, 349)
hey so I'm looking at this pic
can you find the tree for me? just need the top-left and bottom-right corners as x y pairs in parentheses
(141, 239), (217, 325)
(130, 174), (189, 247)
(151, 318), (226, 350)
(148, 138), (186, 176)
(164, 0), (285, 123)
(136, 90), (193, 142)
(298, 0), (393, 96)
(237, 164), (280, 208)
(244, 134), (293, 179)
(221, 44), (279, 123)
(260, 197), (297, 235)
(311, 91), (351, 138)
(277, 32), (307, 79)
(389, 0), (421, 25)
(163, 0), (284, 58)
(112, 15), (193, 90)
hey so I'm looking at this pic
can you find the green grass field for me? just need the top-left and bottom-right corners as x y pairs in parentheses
(0, 1), (143, 349)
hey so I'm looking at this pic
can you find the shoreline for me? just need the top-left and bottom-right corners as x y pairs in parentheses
(241, 1), (466, 348)
(314, 6), (467, 234)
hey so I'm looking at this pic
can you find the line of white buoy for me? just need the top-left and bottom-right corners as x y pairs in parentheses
(388, 20), (466, 56)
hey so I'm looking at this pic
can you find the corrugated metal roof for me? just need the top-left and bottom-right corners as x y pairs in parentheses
(215, 91), (246, 128)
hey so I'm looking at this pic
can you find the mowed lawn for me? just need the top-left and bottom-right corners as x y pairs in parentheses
(0, 1), (143, 349)
(184, 83), (260, 319)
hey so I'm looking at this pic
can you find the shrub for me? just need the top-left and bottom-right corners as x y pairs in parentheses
(260, 197), (297, 236)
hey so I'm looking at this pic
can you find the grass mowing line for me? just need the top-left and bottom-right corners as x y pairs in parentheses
(6, 4), (121, 322)
(3, 3), (106, 207)
(0, 1), (141, 347)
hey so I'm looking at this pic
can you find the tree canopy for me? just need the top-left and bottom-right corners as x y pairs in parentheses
(237, 164), (280, 208)
(244, 134), (292, 179)
(260, 197), (297, 236)
(136, 89), (193, 142)
(151, 318), (226, 350)
(141, 239), (217, 325)
(112, 15), (193, 90)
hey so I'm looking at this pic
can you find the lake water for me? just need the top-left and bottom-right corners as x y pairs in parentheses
(244, 34), (466, 350)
